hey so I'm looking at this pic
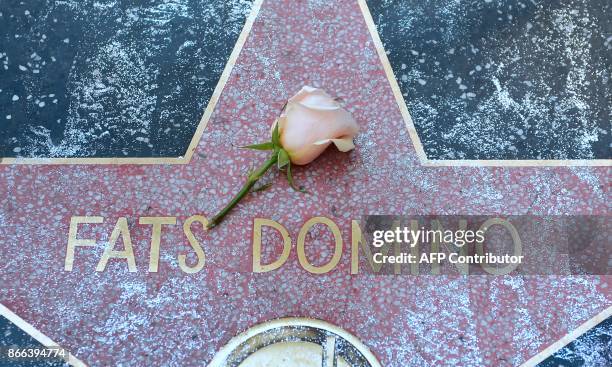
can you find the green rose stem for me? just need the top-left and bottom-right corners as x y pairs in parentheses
(206, 154), (278, 229)
(206, 123), (304, 230)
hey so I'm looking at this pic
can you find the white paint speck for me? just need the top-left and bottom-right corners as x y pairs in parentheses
(12, 95), (19, 101)
(18, 65), (27, 71)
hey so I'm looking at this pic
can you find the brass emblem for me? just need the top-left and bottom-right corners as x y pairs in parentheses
(209, 318), (382, 367)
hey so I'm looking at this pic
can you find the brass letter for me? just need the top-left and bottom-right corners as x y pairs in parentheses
(297, 217), (342, 274)
(477, 218), (522, 275)
(351, 220), (403, 275)
(96, 217), (137, 272)
(65, 216), (103, 271)
(139, 217), (177, 272)
(179, 215), (207, 274)
(252, 218), (291, 273)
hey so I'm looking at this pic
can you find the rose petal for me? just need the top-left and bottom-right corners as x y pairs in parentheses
(315, 138), (355, 152)
(331, 138), (355, 152)
(289, 86), (340, 111)
(267, 86), (359, 165)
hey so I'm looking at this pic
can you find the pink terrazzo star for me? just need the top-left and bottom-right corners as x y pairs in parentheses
(0, 1), (609, 366)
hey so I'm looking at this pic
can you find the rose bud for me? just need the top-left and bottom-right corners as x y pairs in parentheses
(275, 86), (360, 165)
(207, 86), (359, 229)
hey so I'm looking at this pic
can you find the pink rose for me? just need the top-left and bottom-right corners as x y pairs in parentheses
(208, 86), (359, 228)
(275, 86), (360, 165)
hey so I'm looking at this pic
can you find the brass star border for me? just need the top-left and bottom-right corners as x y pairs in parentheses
(357, 0), (611, 167)
(0, 303), (86, 367)
(2, 302), (610, 367)
(1, 0), (608, 166)
(0, 0), (610, 366)
(0, 0), (264, 166)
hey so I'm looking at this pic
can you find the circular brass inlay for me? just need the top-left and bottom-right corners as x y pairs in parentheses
(208, 318), (381, 367)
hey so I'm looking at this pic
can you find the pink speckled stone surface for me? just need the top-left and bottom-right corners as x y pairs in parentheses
(0, 1), (609, 366)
